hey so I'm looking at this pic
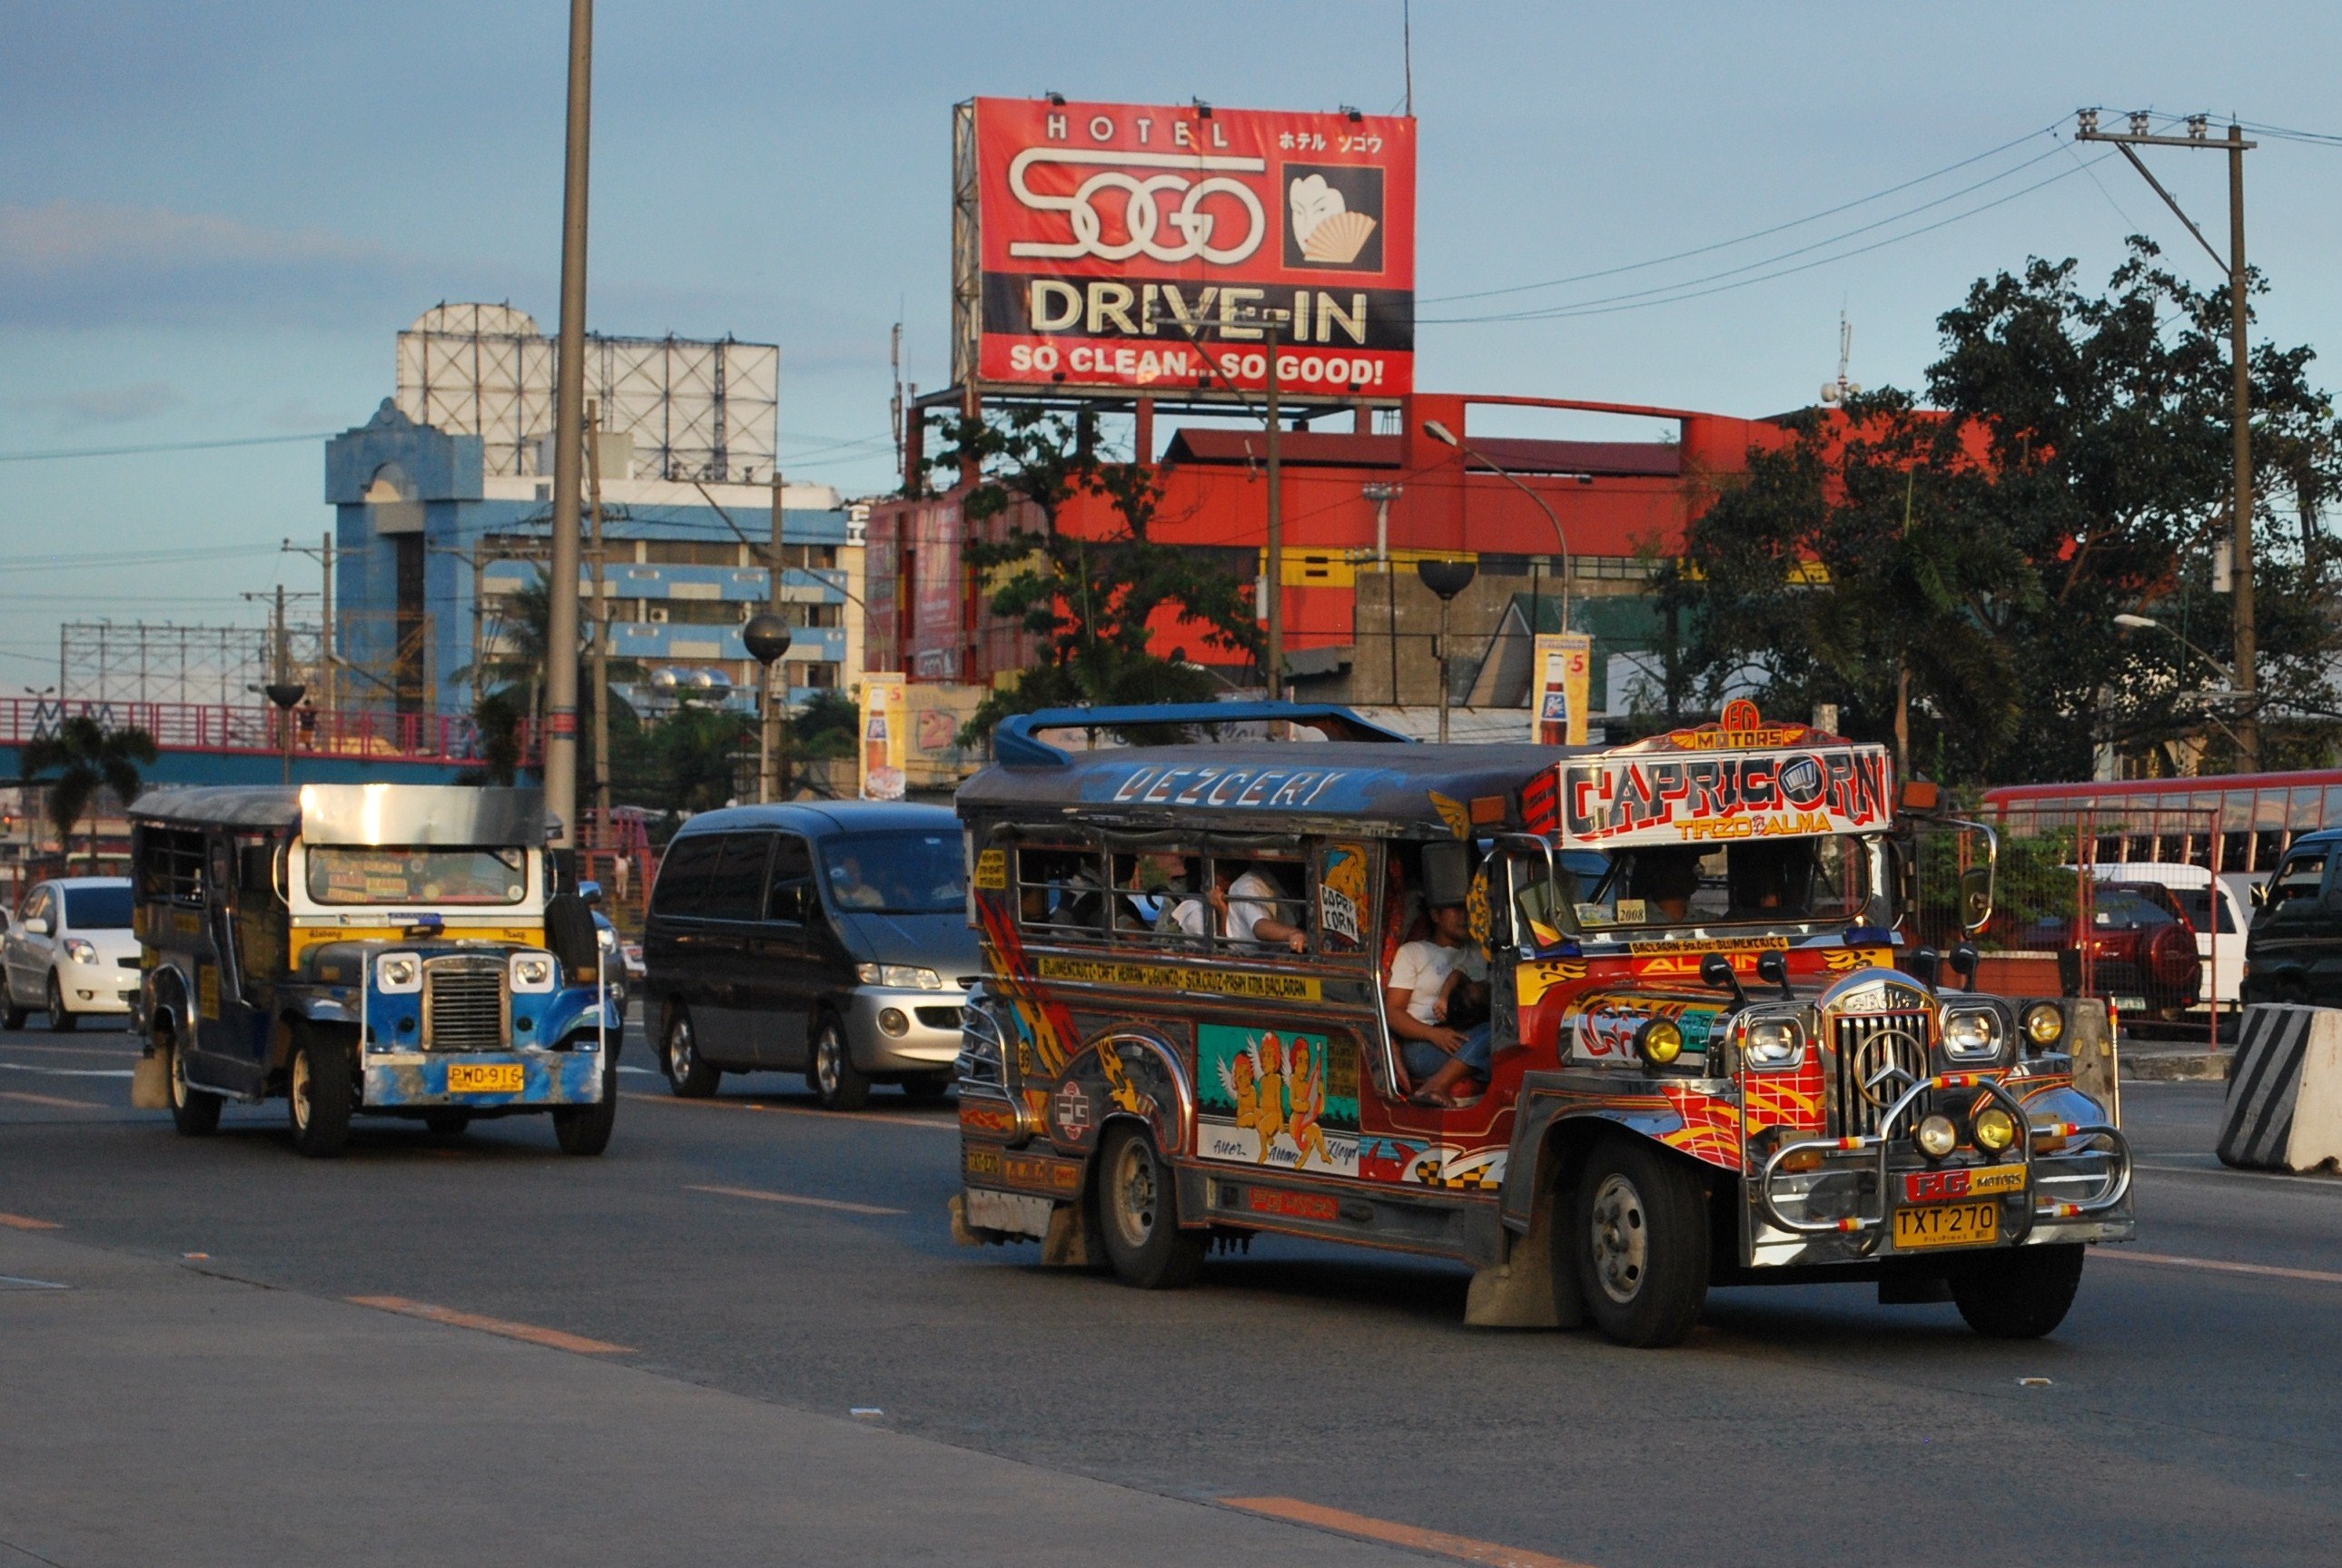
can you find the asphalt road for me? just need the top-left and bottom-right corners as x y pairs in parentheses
(5, 1014), (2339, 1567)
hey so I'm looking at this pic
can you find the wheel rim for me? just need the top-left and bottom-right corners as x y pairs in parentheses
(668, 1019), (695, 1080)
(169, 1039), (188, 1108)
(815, 1027), (841, 1097)
(291, 1050), (311, 1131)
(1109, 1138), (1158, 1249)
(1589, 1172), (1649, 1306)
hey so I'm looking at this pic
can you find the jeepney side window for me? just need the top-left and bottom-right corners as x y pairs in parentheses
(1211, 853), (1309, 952)
(1017, 844), (1106, 939)
(1108, 848), (1203, 942)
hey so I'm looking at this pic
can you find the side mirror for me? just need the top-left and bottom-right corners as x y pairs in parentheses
(578, 880), (605, 908)
(1700, 952), (1747, 1005)
(1947, 942), (1980, 991)
(1754, 949), (1793, 1000)
(1910, 946), (1942, 990)
(23, 916), (49, 936)
(1959, 864), (1994, 934)
(2249, 880), (2268, 910)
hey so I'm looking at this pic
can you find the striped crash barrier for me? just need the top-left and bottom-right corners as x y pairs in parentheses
(2218, 1004), (2342, 1174)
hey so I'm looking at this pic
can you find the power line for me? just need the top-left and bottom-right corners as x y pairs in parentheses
(1421, 117), (2068, 306)
(1424, 153), (2111, 325)
(0, 431), (332, 465)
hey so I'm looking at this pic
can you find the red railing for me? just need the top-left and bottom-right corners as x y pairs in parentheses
(0, 698), (539, 766)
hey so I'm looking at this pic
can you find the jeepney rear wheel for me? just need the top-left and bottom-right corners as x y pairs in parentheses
(1950, 1244), (2086, 1339)
(163, 1020), (221, 1137)
(809, 1012), (871, 1111)
(1097, 1125), (1204, 1290)
(1573, 1137), (1710, 1348)
(288, 1027), (353, 1159)
(662, 1006), (719, 1099)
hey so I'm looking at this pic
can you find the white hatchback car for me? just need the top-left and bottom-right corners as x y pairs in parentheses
(3, 877), (142, 1031)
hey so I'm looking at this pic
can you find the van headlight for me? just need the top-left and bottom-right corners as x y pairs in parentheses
(376, 953), (422, 992)
(1743, 1017), (1803, 1070)
(1943, 1007), (2003, 1061)
(510, 952), (556, 992)
(861, 963), (942, 990)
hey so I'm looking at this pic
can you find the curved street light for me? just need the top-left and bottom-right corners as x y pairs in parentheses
(1423, 419), (1573, 634)
(2115, 613), (2245, 691)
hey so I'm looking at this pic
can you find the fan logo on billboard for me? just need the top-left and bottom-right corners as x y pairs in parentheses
(1007, 148), (1270, 265)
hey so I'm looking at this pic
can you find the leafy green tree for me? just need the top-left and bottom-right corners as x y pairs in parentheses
(1669, 239), (2342, 783)
(931, 406), (1264, 743)
(21, 716), (158, 868)
(455, 568), (642, 797)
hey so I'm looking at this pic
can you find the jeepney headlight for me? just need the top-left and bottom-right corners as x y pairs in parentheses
(1943, 1007), (2002, 1061)
(510, 952), (555, 992)
(376, 953), (421, 992)
(1914, 1113), (1959, 1160)
(2022, 1002), (2066, 1048)
(1973, 1105), (2019, 1153)
(1744, 1017), (1803, 1069)
(1635, 1019), (1684, 1068)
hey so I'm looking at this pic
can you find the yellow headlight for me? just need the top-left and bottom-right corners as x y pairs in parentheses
(2022, 1002), (2066, 1046)
(1637, 1019), (1685, 1067)
(1973, 1106), (2019, 1152)
(1914, 1113), (1959, 1159)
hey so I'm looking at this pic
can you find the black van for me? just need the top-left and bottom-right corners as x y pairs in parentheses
(2242, 827), (2342, 1006)
(644, 802), (977, 1109)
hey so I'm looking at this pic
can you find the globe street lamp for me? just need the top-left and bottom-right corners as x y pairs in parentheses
(743, 613), (794, 804)
(263, 682), (306, 785)
(1416, 557), (1477, 744)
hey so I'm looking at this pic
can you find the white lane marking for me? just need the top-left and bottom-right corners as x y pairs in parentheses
(2132, 1157), (2342, 1189)
(685, 1183), (905, 1217)
(2101, 1250), (2342, 1287)
(616, 1065), (661, 1076)
(0, 1276), (69, 1290)
(0, 1064), (133, 1079)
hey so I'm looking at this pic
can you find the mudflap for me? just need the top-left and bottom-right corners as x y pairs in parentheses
(131, 1052), (169, 1110)
(1464, 1171), (1585, 1329)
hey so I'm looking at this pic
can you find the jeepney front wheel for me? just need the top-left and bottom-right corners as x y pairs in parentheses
(552, 1051), (618, 1157)
(1950, 1244), (2086, 1339)
(1097, 1125), (1204, 1290)
(1572, 1137), (1710, 1348)
(288, 1027), (353, 1159)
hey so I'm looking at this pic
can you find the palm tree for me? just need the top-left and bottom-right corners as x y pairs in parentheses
(21, 715), (159, 870)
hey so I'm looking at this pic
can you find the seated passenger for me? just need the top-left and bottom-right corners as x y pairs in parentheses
(1385, 900), (1493, 1107)
(1118, 851), (1191, 931)
(1725, 840), (1813, 917)
(1211, 861), (1308, 954)
(1627, 846), (1704, 923)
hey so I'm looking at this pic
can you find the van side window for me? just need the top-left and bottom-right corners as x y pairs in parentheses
(2272, 853), (2327, 908)
(705, 833), (774, 921)
(1018, 845), (1105, 938)
(766, 834), (815, 924)
(650, 835), (723, 916)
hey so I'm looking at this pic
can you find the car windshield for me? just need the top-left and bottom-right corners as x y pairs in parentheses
(818, 830), (965, 914)
(1563, 835), (1880, 933)
(63, 885), (133, 929)
(305, 846), (529, 906)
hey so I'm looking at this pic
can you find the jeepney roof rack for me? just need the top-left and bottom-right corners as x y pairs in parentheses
(993, 703), (1415, 769)
(130, 784), (548, 846)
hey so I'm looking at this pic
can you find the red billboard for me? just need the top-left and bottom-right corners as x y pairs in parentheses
(962, 96), (1416, 401)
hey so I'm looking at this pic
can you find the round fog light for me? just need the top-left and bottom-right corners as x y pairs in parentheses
(1973, 1105), (2019, 1153)
(2022, 1002), (2065, 1047)
(1914, 1113), (1959, 1159)
(877, 1007), (910, 1038)
(1635, 1019), (1685, 1067)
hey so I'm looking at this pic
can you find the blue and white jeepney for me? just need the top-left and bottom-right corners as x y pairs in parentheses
(127, 784), (620, 1157)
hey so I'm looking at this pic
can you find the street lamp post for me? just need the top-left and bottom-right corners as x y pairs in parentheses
(1416, 558), (1477, 744)
(263, 683), (306, 785)
(743, 614), (794, 804)
(1422, 419), (1572, 633)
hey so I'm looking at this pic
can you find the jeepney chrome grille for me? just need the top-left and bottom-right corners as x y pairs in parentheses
(1830, 1010), (1932, 1139)
(422, 956), (508, 1052)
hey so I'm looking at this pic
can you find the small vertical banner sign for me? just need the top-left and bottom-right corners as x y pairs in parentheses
(1532, 632), (1594, 746)
(860, 674), (909, 800)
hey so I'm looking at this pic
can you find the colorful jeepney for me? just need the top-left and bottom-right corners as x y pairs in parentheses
(951, 702), (2133, 1346)
(127, 784), (620, 1158)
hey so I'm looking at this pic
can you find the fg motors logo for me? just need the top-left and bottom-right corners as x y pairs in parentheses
(1006, 150), (1387, 273)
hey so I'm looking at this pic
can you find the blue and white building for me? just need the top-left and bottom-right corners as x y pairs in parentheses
(324, 305), (861, 717)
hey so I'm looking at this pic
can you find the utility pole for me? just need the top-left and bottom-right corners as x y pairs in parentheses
(282, 533), (337, 719)
(1260, 319), (1285, 700)
(766, 467), (789, 803)
(2076, 108), (2258, 765)
(545, 0), (594, 846)
(1362, 483), (1403, 703)
(585, 400), (609, 844)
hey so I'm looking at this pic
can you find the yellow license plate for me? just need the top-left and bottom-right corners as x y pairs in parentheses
(1893, 1199), (2000, 1250)
(448, 1063), (525, 1094)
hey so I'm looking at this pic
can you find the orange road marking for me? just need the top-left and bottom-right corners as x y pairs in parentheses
(1, 1090), (104, 1109)
(1221, 1498), (1598, 1568)
(2100, 1249), (2342, 1287)
(0, 1212), (62, 1230)
(619, 1091), (951, 1131)
(685, 1183), (904, 1217)
(347, 1296), (633, 1355)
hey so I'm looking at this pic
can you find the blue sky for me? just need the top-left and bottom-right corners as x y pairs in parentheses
(5, 1), (2342, 691)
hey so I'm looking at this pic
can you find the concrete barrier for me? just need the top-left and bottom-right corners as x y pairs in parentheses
(2217, 1005), (2342, 1173)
